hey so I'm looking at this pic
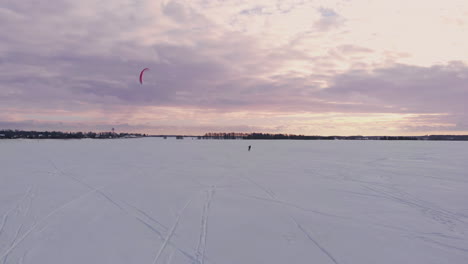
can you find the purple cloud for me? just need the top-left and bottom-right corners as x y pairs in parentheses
(315, 7), (344, 31)
(1, 0), (467, 134)
(319, 62), (468, 131)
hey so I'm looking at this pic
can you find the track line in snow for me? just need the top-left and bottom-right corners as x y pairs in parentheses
(2, 224), (24, 264)
(135, 217), (198, 263)
(97, 191), (125, 211)
(0, 187), (32, 238)
(0, 189), (96, 262)
(379, 185), (463, 221)
(241, 176), (277, 199)
(92, 192), (191, 259)
(196, 186), (216, 264)
(0, 214), (9, 242)
(135, 218), (165, 239)
(363, 185), (466, 231)
(228, 191), (348, 220)
(23, 194), (33, 219)
(49, 161), (201, 263)
(152, 197), (193, 264)
(51, 161), (162, 230)
(0, 214), (8, 242)
(292, 219), (340, 264)
(240, 176), (341, 264)
(50, 159), (170, 233)
(416, 236), (468, 253)
(421, 232), (464, 240)
(121, 201), (169, 232)
(91, 191), (196, 261)
(101, 198), (189, 259)
(49, 160), (96, 191)
(10, 225), (24, 250)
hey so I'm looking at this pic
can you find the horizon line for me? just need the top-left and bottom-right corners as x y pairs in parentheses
(1, 129), (468, 138)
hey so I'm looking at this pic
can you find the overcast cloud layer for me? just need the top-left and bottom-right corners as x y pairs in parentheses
(1, 0), (468, 135)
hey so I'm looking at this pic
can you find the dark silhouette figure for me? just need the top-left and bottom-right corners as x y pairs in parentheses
(248, 145), (251, 151)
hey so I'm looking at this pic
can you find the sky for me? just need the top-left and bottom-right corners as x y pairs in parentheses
(1, 0), (468, 136)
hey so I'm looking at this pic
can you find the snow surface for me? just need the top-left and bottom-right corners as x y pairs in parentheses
(1, 138), (468, 264)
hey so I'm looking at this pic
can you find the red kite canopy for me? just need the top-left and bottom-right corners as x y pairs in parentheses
(139, 68), (149, 84)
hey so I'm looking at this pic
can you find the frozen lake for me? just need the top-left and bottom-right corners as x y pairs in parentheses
(1, 138), (468, 263)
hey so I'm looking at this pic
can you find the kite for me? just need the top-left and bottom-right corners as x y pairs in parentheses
(139, 68), (149, 84)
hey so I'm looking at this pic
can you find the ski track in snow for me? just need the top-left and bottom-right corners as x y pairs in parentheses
(240, 175), (341, 264)
(0, 189), (97, 262)
(363, 185), (466, 231)
(195, 186), (216, 264)
(229, 191), (348, 220)
(3, 142), (465, 263)
(241, 176), (277, 200)
(415, 236), (468, 253)
(51, 157), (340, 264)
(369, 222), (464, 242)
(121, 201), (169, 233)
(152, 197), (193, 264)
(49, 161), (203, 264)
(23, 194), (33, 221)
(0, 186), (34, 263)
(51, 159), (168, 232)
(357, 183), (468, 252)
(0, 187), (33, 239)
(49, 160), (96, 191)
(292, 219), (340, 264)
(97, 191), (125, 211)
(96, 192), (200, 263)
(134, 216), (198, 264)
(103, 193), (200, 263)
(337, 175), (468, 228)
(2, 224), (24, 264)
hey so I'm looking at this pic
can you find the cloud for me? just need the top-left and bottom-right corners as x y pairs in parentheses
(318, 61), (468, 131)
(315, 7), (345, 31)
(239, 6), (272, 16)
(336, 45), (373, 54)
(1, 0), (468, 134)
(321, 61), (468, 112)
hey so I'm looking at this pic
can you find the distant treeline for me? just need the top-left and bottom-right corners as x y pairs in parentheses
(200, 132), (468, 141)
(0, 130), (146, 139)
(2, 130), (467, 141)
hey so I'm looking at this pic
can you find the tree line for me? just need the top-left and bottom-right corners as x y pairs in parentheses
(200, 132), (468, 141)
(0, 130), (146, 139)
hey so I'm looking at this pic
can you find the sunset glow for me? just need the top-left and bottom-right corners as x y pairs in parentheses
(1, 0), (467, 135)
